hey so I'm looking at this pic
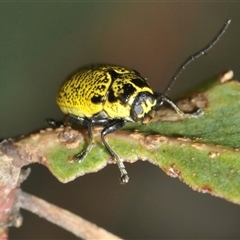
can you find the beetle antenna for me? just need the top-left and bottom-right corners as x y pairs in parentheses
(164, 19), (231, 95)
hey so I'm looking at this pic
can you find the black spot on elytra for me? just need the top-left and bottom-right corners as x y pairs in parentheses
(108, 83), (136, 104)
(131, 78), (150, 88)
(108, 89), (117, 103)
(121, 84), (136, 103)
(108, 70), (122, 80)
(91, 95), (103, 104)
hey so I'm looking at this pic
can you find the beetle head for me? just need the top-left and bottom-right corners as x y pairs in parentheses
(130, 92), (163, 124)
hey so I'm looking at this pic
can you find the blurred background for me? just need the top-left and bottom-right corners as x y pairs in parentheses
(1, 2), (240, 239)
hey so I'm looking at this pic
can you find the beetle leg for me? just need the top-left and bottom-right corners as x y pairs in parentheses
(101, 119), (129, 184)
(67, 114), (94, 162)
(45, 118), (63, 128)
(74, 120), (94, 161)
(162, 96), (203, 118)
(155, 93), (203, 118)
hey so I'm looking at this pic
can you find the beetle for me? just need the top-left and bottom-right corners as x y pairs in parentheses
(56, 20), (230, 184)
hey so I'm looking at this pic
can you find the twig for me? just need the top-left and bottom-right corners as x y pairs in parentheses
(18, 190), (122, 240)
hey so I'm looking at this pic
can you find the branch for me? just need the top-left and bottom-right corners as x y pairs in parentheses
(18, 190), (122, 239)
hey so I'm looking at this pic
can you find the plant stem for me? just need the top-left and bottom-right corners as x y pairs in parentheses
(18, 190), (122, 239)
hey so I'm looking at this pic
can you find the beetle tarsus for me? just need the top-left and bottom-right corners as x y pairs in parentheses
(72, 143), (94, 162)
(188, 108), (204, 118)
(117, 161), (129, 184)
(120, 174), (129, 184)
(46, 118), (63, 128)
(178, 108), (204, 119)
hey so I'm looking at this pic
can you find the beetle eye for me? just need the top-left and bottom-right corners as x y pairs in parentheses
(134, 104), (143, 115)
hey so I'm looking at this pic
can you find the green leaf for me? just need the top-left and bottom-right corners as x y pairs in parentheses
(45, 70), (240, 205)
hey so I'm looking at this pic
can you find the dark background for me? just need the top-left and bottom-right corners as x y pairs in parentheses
(1, 2), (240, 239)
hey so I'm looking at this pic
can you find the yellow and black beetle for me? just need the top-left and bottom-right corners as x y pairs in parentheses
(56, 20), (230, 184)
